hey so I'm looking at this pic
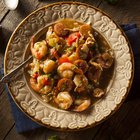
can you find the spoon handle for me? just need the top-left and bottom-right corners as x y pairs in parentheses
(0, 56), (33, 83)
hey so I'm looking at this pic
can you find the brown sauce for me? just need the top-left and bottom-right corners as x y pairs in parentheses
(25, 19), (114, 112)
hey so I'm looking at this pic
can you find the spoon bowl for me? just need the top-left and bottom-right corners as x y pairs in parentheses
(3, 0), (19, 10)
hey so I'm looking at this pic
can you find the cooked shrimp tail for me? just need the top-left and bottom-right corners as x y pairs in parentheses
(73, 97), (91, 112)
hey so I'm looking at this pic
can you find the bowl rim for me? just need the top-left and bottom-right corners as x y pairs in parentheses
(4, 1), (134, 131)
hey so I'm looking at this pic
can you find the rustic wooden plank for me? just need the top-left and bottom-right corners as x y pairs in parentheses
(0, 79), (5, 96)
(0, 52), (3, 67)
(127, 124), (140, 140)
(0, 0), (9, 22)
(0, 53), (5, 96)
(94, 100), (140, 140)
(0, 89), (15, 140)
(44, 124), (103, 140)
(0, 1), (37, 50)
(5, 124), (103, 140)
(99, 0), (140, 28)
(5, 127), (46, 140)
(93, 124), (115, 140)
(37, 0), (102, 8)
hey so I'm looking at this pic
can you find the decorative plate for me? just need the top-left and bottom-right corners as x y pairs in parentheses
(4, 2), (134, 130)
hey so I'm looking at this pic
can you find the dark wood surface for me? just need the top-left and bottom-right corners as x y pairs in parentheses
(0, 0), (140, 140)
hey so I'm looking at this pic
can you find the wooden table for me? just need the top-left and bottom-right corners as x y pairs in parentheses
(0, 0), (140, 140)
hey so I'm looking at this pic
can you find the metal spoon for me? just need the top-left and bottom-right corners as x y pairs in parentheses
(3, 0), (19, 10)
(0, 56), (33, 83)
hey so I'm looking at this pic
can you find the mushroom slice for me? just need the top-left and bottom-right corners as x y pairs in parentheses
(74, 59), (89, 73)
(88, 62), (102, 84)
(95, 52), (114, 69)
(93, 88), (105, 98)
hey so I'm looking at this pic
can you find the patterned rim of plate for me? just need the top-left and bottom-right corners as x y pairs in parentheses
(4, 2), (134, 131)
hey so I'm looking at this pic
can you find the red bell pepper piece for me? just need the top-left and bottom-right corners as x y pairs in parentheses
(67, 32), (81, 46)
(58, 57), (70, 64)
(32, 73), (39, 79)
(43, 78), (50, 86)
(36, 52), (41, 60)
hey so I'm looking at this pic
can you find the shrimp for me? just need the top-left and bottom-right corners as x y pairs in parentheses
(30, 78), (43, 92)
(73, 74), (88, 93)
(57, 78), (73, 92)
(30, 75), (54, 94)
(57, 62), (83, 79)
(54, 91), (73, 110)
(73, 97), (91, 112)
(43, 59), (56, 74)
(68, 52), (79, 62)
(31, 39), (48, 60)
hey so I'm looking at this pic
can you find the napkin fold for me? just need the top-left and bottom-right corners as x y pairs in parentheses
(121, 24), (140, 100)
(1, 24), (140, 133)
(7, 88), (41, 132)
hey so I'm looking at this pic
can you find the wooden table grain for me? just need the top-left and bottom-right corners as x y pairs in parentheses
(0, 0), (140, 140)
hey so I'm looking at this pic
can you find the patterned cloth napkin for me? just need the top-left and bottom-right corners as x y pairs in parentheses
(1, 24), (140, 133)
